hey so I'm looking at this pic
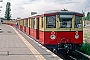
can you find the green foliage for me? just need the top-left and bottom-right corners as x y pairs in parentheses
(84, 35), (89, 38)
(86, 12), (90, 21)
(5, 2), (11, 20)
(79, 43), (90, 55)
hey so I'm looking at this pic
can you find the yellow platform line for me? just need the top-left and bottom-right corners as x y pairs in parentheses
(11, 27), (46, 60)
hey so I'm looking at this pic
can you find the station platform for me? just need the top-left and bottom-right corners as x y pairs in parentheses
(0, 24), (62, 60)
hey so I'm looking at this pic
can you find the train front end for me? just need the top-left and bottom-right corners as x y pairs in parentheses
(39, 10), (84, 51)
(58, 12), (83, 51)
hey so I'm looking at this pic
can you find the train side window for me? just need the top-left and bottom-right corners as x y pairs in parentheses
(46, 16), (56, 28)
(41, 17), (43, 28)
(31, 18), (35, 29)
(33, 19), (35, 28)
(28, 18), (30, 27)
(22, 20), (24, 26)
(26, 19), (28, 27)
(31, 19), (32, 28)
(74, 16), (82, 28)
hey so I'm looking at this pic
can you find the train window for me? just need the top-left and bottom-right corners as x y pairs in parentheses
(33, 20), (35, 28)
(74, 16), (82, 28)
(46, 16), (56, 28)
(31, 19), (32, 28)
(31, 18), (35, 28)
(41, 17), (43, 28)
(22, 20), (24, 26)
(28, 19), (30, 27)
(26, 20), (28, 27)
(60, 15), (73, 28)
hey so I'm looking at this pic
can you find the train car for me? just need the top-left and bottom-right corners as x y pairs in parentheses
(19, 19), (24, 31)
(22, 18), (27, 32)
(6, 20), (15, 26)
(37, 10), (84, 51)
(30, 15), (39, 39)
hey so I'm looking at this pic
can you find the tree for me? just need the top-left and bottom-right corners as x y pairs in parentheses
(86, 12), (90, 21)
(5, 2), (11, 20)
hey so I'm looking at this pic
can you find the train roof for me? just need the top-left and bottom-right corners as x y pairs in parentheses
(45, 10), (82, 14)
(28, 9), (84, 18)
(43, 9), (83, 16)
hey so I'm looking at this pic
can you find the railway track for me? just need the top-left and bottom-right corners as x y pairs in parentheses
(67, 50), (89, 60)
(63, 50), (90, 60)
(49, 49), (90, 60)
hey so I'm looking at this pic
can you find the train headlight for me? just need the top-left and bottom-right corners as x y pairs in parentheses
(50, 34), (56, 40)
(75, 34), (79, 39)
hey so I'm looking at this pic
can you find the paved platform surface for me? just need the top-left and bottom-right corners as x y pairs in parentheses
(0, 24), (62, 60)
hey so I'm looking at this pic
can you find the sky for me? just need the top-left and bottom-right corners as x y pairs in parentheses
(0, 0), (90, 19)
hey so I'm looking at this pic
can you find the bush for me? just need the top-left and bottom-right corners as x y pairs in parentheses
(79, 43), (90, 55)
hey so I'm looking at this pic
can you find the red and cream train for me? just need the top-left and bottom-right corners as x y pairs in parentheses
(5, 10), (84, 51)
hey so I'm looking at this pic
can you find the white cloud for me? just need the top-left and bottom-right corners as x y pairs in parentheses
(0, 0), (90, 19)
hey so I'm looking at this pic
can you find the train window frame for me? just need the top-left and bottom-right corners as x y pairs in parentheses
(46, 15), (56, 28)
(24, 19), (26, 27)
(31, 18), (35, 29)
(74, 16), (82, 28)
(26, 19), (28, 27)
(22, 20), (24, 26)
(31, 19), (32, 28)
(28, 18), (30, 27)
(59, 15), (73, 28)
(41, 17), (44, 28)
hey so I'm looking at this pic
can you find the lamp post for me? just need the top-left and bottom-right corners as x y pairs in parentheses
(84, 6), (89, 17)
(83, 6), (89, 27)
